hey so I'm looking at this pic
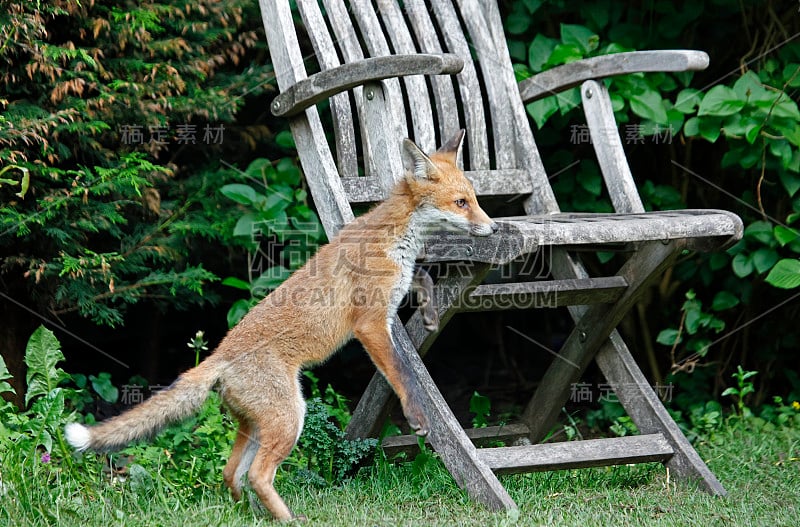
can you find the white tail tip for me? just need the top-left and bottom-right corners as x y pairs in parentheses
(64, 423), (92, 451)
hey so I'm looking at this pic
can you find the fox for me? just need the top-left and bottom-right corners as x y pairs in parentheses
(64, 130), (498, 521)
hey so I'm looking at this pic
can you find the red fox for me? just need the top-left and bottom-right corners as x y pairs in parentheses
(65, 130), (498, 521)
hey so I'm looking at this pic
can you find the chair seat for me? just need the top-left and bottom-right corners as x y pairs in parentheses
(421, 209), (743, 264)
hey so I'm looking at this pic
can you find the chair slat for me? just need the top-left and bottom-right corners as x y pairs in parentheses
(258, 0), (354, 237)
(464, 277), (630, 311)
(478, 434), (674, 475)
(429, 1), (490, 170)
(297, 0), (358, 178)
(376, 0), (436, 153)
(321, 0), (376, 177)
(455, 0), (517, 170)
(341, 169), (535, 203)
(404, 0), (461, 150)
(382, 423), (531, 458)
(471, 0), (560, 213)
(350, 0), (409, 158)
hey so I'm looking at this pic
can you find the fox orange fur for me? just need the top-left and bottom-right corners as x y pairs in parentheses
(65, 131), (497, 521)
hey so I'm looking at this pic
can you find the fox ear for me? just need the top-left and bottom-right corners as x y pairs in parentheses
(435, 129), (465, 163)
(402, 138), (439, 181)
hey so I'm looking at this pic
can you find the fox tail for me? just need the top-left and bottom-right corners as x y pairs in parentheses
(65, 355), (225, 452)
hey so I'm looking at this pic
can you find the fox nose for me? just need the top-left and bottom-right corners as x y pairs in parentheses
(490, 222), (500, 233)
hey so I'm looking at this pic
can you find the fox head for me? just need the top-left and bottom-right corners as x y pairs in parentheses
(401, 130), (499, 237)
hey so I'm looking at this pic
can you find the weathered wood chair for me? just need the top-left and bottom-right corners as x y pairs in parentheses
(257, 0), (741, 511)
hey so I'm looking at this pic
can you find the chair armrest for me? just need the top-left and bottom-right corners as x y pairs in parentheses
(518, 50), (709, 103)
(271, 53), (464, 117)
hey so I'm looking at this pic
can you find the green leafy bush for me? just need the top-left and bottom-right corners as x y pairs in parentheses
(505, 0), (800, 401)
(0, 0), (275, 351)
(221, 157), (324, 327)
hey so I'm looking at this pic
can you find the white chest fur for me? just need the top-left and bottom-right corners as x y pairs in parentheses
(386, 209), (430, 324)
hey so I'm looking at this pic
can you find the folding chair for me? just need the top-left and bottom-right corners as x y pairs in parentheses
(257, 0), (741, 511)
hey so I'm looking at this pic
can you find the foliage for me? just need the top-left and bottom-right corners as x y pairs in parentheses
(1, 326), (378, 508)
(2, 330), (800, 525)
(221, 157), (324, 327)
(469, 391), (492, 428)
(655, 289), (730, 367)
(0, 0), (275, 327)
(2, 416), (800, 526)
(0, 326), (76, 462)
(721, 365), (758, 417)
(585, 399), (638, 437)
(287, 398), (377, 488)
(505, 0), (800, 400)
(284, 372), (377, 487)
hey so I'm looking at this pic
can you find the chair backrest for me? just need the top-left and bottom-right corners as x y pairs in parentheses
(258, 0), (560, 237)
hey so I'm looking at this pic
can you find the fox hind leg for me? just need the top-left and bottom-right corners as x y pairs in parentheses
(248, 408), (304, 521)
(223, 418), (258, 502)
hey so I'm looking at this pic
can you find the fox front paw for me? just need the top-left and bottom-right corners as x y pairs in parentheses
(421, 303), (439, 333)
(403, 399), (429, 437)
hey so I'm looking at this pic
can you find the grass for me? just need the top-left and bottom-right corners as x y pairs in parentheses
(2, 419), (798, 526)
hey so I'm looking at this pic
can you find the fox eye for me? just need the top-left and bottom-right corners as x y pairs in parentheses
(455, 198), (467, 208)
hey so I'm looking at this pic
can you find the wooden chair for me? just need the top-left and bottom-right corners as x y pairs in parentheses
(257, 0), (741, 511)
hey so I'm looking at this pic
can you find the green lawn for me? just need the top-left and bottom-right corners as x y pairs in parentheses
(2, 420), (798, 526)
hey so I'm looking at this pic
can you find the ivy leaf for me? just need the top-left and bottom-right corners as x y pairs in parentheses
(523, 0), (543, 13)
(697, 116), (722, 142)
(528, 34), (557, 72)
(222, 277), (251, 291)
(744, 122), (762, 144)
(774, 225), (800, 246)
(545, 44), (583, 67)
(783, 63), (800, 87)
(780, 171), (800, 197)
(469, 391), (491, 428)
(226, 299), (253, 328)
(506, 10), (532, 35)
(630, 90), (668, 124)
(560, 24), (599, 54)
(232, 213), (257, 238)
(576, 163), (602, 196)
(275, 131), (295, 149)
(711, 291), (740, 311)
(752, 248), (778, 274)
(733, 71), (772, 104)
(698, 85), (745, 117)
(526, 97), (559, 129)
(731, 253), (753, 278)
(246, 158), (277, 181)
(656, 328), (682, 346)
(755, 94), (800, 120)
(673, 88), (702, 114)
(765, 258), (800, 289)
(683, 117), (700, 137)
(90, 372), (119, 403)
(744, 221), (775, 245)
(220, 184), (257, 206)
(557, 87), (582, 115)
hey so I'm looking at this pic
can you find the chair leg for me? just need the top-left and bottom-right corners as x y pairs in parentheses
(522, 241), (682, 441)
(388, 317), (517, 511)
(595, 332), (727, 495)
(346, 263), (490, 440)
